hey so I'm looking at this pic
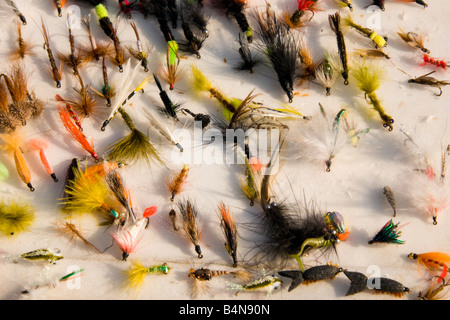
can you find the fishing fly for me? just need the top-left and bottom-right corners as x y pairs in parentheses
(28, 138), (58, 182)
(180, 0), (209, 37)
(253, 6), (300, 103)
(52, 0), (67, 17)
(368, 219), (405, 245)
(179, 6), (208, 59)
(314, 51), (339, 96)
(40, 18), (63, 88)
(282, 0), (318, 29)
(226, 272), (282, 297)
(400, 126), (449, 225)
(58, 105), (99, 161)
(55, 218), (101, 253)
(329, 12), (349, 85)
(91, 55), (116, 107)
(278, 264), (344, 292)
(0, 198), (35, 236)
(0, 65), (44, 133)
(10, 21), (35, 61)
(127, 21), (150, 72)
(336, 0), (353, 11)
(352, 59), (394, 131)
(0, 0), (26, 24)
(343, 270), (411, 298)
(420, 54), (449, 70)
(217, 202), (239, 267)
(123, 260), (170, 293)
(158, 40), (182, 91)
(408, 252), (450, 274)
(0, 130), (35, 191)
(397, 28), (430, 54)
(342, 14), (388, 49)
(101, 60), (151, 131)
(2, 248), (64, 264)
(234, 32), (261, 74)
(210, 0), (253, 42)
(105, 107), (163, 167)
(172, 199), (204, 259)
(189, 266), (252, 298)
(408, 71), (450, 96)
(21, 268), (85, 296)
(166, 165), (189, 202)
(297, 104), (370, 172)
(383, 186), (397, 217)
(80, 14), (113, 63)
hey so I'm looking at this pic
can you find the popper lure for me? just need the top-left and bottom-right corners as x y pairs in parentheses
(343, 270), (411, 298)
(278, 264), (344, 292)
(0, 198), (35, 236)
(368, 219), (405, 245)
(0, 130), (35, 191)
(352, 59), (394, 131)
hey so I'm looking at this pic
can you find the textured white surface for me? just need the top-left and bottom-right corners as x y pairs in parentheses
(0, 0), (449, 301)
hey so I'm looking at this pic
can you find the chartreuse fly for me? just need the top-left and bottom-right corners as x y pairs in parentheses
(227, 273), (282, 297)
(18, 248), (63, 264)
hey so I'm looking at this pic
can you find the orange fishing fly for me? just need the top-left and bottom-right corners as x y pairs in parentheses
(58, 104), (99, 161)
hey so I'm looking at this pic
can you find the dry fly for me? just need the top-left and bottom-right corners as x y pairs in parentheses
(397, 29), (430, 54)
(158, 40), (182, 91)
(0, 65), (44, 133)
(188, 267), (252, 298)
(57, 14), (88, 77)
(173, 199), (203, 259)
(127, 21), (150, 72)
(41, 17), (63, 88)
(109, 18), (126, 73)
(55, 218), (101, 253)
(167, 165), (189, 202)
(408, 71), (450, 96)
(217, 202), (238, 267)
(80, 15), (113, 63)
(91, 54), (116, 107)
(10, 21), (35, 61)
(383, 186), (397, 217)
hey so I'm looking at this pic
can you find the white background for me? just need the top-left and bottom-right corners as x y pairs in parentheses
(0, 0), (448, 300)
